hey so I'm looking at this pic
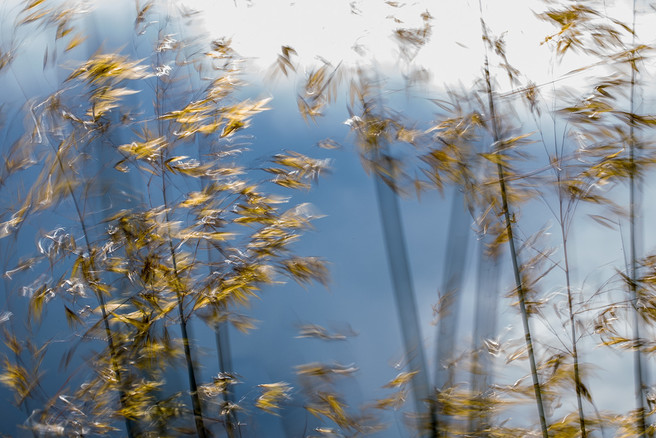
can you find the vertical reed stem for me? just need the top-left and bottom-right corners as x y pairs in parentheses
(478, 3), (549, 436)
(155, 41), (208, 435)
(53, 143), (137, 438)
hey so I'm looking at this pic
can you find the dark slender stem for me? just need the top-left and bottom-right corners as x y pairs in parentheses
(159, 152), (209, 438)
(155, 41), (208, 436)
(478, 3), (549, 436)
(536, 87), (587, 435)
(53, 142), (137, 438)
(559, 201), (587, 437)
(494, 160), (549, 438)
(535, 77), (587, 435)
(197, 131), (238, 437)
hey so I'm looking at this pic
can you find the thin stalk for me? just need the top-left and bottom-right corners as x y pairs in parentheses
(204, 238), (239, 437)
(10, 41), (136, 434)
(558, 195), (586, 437)
(628, 1), (647, 435)
(155, 45), (208, 437)
(533, 68), (586, 434)
(535, 76), (587, 434)
(205, 244), (239, 438)
(198, 134), (238, 437)
(493, 142), (549, 438)
(542, 108), (586, 435)
(478, 3), (549, 436)
(52, 142), (137, 438)
(160, 166), (209, 438)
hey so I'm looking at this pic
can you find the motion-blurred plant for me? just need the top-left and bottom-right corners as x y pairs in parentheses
(3, 0), (656, 437)
(0, 1), (327, 436)
(289, 0), (656, 437)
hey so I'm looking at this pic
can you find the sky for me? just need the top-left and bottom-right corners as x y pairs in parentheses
(2, 0), (656, 436)
(183, 0), (654, 93)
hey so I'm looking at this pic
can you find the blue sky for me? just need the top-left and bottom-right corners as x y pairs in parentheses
(2, 0), (656, 436)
